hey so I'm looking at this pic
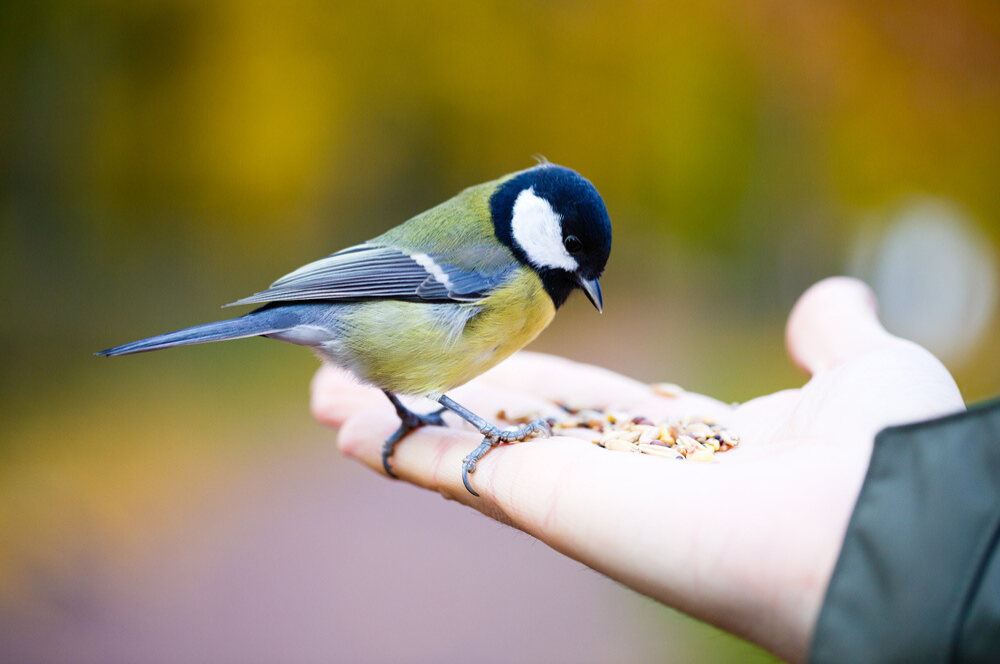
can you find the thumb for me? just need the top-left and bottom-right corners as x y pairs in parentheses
(786, 277), (895, 376)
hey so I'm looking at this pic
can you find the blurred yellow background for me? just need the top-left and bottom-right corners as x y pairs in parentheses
(2, 1), (999, 662)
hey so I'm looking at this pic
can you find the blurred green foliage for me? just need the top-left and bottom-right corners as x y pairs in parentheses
(2, 1), (998, 661)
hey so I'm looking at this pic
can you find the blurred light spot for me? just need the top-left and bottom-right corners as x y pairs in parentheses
(850, 197), (997, 365)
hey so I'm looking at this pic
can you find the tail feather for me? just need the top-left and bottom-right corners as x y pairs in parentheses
(96, 308), (300, 357)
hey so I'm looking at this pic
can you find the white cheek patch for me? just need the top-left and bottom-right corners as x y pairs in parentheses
(510, 187), (578, 271)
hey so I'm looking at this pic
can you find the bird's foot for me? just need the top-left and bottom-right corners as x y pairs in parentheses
(461, 418), (552, 496)
(461, 439), (494, 497)
(382, 405), (447, 478)
(482, 418), (553, 443)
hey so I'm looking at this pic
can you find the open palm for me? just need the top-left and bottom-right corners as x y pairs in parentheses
(311, 277), (965, 663)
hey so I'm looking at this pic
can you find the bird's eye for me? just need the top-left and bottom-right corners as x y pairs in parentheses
(564, 235), (583, 254)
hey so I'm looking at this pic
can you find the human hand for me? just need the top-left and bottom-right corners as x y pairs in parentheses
(310, 277), (964, 663)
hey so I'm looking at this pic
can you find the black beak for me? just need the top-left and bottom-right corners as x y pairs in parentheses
(575, 274), (603, 313)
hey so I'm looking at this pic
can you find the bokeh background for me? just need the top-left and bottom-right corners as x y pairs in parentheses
(3, 1), (999, 662)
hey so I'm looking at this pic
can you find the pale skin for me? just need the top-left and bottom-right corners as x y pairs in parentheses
(310, 277), (966, 663)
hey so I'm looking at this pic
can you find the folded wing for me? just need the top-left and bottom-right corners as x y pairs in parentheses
(227, 244), (509, 307)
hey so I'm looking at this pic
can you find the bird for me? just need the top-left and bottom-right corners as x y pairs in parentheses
(98, 162), (612, 495)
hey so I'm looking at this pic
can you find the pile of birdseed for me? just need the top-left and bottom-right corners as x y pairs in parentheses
(497, 382), (740, 463)
(551, 410), (738, 462)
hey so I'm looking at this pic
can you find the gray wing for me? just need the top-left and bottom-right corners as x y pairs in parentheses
(226, 244), (511, 307)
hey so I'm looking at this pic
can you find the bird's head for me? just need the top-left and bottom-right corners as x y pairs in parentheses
(491, 164), (612, 311)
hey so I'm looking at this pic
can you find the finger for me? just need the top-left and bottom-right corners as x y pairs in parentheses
(479, 351), (654, 411)
(480, 351), (733, 421)
(446, 380), (572, 424)
(334, 398), (588, 499)
(335, 403), (698, 519)
(311, 365), (389, 428)
(336, 407), (479, 489)
(629, 391), (735, 424)
(785, 277), (895, 376)
(450, 378), (732, 430)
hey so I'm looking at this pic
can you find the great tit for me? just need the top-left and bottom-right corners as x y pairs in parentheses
(99, 162), (612, 495)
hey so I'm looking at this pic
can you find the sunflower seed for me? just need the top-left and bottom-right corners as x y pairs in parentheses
(688, 448), (715, 463)
(638, 443), (683, 459)
(604, 438), (640, 453)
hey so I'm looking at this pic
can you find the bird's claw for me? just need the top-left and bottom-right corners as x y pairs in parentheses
(485, 417), (552, 443)
(462, 418), (551, 496)
(462, 439), (494, 497)
(382, 406), (448, 478)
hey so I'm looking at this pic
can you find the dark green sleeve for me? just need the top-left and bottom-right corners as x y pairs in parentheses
(810, 398), (1000, 664)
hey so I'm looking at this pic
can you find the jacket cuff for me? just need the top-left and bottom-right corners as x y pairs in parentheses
(810, 398), (1000, 664)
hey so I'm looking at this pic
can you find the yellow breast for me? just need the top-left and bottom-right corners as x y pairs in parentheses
(330, 269), (555, 396)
